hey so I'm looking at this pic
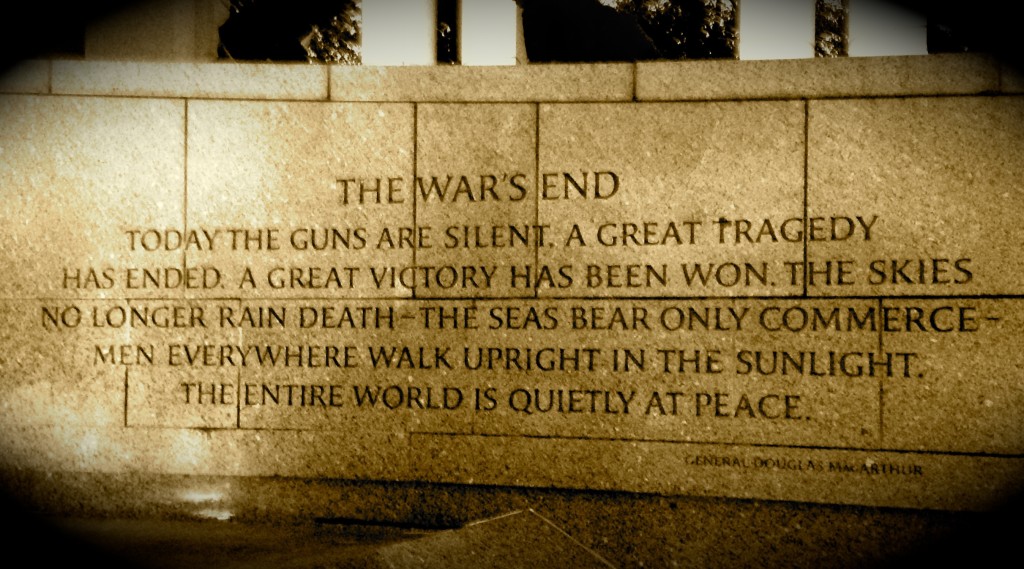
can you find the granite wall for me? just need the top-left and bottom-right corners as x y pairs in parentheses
(1, 55), (1022, 545)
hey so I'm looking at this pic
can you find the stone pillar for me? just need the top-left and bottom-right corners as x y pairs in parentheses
(738, 0), (815, 60)
(85, 0), (228, 61)
(459, 0), (520, 66)
(848, 0), (928, 57)
(362, 0), (438, 65)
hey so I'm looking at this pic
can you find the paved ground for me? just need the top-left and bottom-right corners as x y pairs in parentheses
(7, 510), (614, 569)
(2, 479), (1023, 568)
(6, 514), (406, 568)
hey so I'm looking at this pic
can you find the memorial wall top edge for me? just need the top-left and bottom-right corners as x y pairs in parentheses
(0, 53), (1015, 102)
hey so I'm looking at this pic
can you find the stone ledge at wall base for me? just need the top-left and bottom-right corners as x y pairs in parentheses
(0, 53), (1016, 100)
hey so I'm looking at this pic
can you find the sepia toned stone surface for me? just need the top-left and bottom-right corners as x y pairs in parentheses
(637, 54), (999, 101)
(126, 300), (242, 429)
(235, 299), (476, 436)
(0, 95), (184, 298)
(807, 96), (1024, 296)
(0, 60), (49, 94)
(450, 299), (881, 448)
(330, 64), (633, 103)
(2, 54), (1024, 530)
(408, 431), (1024, 510)
(537, 101), (805, 297)
(0, 423), (409, 481)
(0, 301), (125, 429)
(51, 61), (327, 100)
(415, 104), (537, 298)
(185, 100), (415, 299)
(881, 299), (1024, 454)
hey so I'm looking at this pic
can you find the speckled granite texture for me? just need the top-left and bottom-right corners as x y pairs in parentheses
(1, 53), (1023, 567)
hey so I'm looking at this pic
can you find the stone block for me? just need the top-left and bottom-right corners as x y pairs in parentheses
(637, 54), (998, 101)
(126, 300), (241, 429)
(52, 61), (327, 100)
(537, 101), (805, 297)
(235, 299), (475, 436)
(330, 64), (633, 102)
(415, 104), (537, 298)
(408, 433), (1024, 510)
(0, 95), (184, 298)
(185, 100), (415, 299)
(881, 299), (1024, 454)
(0, 60), (49, 94)
(807, 97), (1024, 296)
(0, 301), (125, 429)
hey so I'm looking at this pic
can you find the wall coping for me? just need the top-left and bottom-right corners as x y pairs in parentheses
(0, 53), (1018, 102)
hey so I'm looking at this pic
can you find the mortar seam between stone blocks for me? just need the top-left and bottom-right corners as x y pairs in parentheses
(802, 99), (809, 298)
(11, 293), (1024, 302)
(877, 298), (884, 353)
(631, 63), (637, 102)
(123, 367), (129, 428)
(878, 296), (884, 442)
(594, 92), (1004, 104)
(183, 99), (189, 279)
(32, 92), (1003, 103)
(406, 431), (1024, 459)
(35, 91), (333, 102)
(236, 348), (242, 430)
(534, 103), (540, 300)
(412, 103), (418, 300)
